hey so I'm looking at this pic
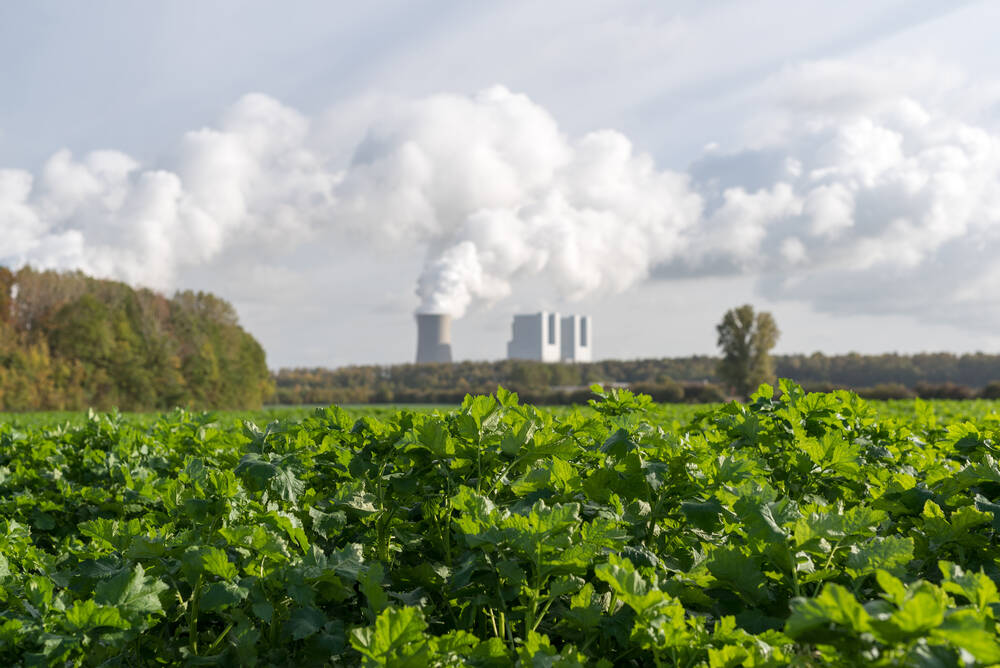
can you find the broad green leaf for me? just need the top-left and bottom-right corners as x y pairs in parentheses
(308, 507), (347, 539)
(931, 609), (1000, 664)
(681, 498), (725, 533)
(284, 606), (327, 641)
(708, 645), (750, 668)
(876, 570), (908, 607)
(706, 548), (767, 603)
(0, 618), (23, 643)
(500, 418), (538, 455)
(417, 419), (453, 456)
(125, 536), (166, 560)
(349, 606), (429, 664)
(517, 629), (593, 664)
(510, 465), (553, 497)
(636, 601), (688, 651)
(200, 547), (238, 580)
(939, 561), (1000, 610)
(733, 496), (796, 544)
(234, 453), (304, 503)
(78, 517), (139, 552)
(949, 505), (992, 531)
(266, 511), (310, 553)
(565, 583), (601, 630)
(845, 536), (913, 579)
(889, 582), (948, 635)
(328, 543), (365, 581)
(785, 584), (870, 638)
(94, 564), (167, 621)
(182, 545), (239, 582)
(360, 562), (389, 615)
(798, 432), (860, 477)
(594, 556), (666, 614)
(218, 525), (289, 562)
(251, 601), (274, 622)
(63, 599), (129, 632)
(600, 429), (638, 457)
(199, 581), (249, 612)
(944, 423), (989, 455)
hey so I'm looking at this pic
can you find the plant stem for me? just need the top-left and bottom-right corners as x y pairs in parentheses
(486, 607), (499, 637)
(531, 595), (556, 633)
(208, 622), (234, 652)
(188, 573), (203, 655)
(492, 577), (515, 652)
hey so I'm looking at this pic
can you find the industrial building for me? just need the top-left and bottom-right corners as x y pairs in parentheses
(414, 310), (592, 364)
(415, 313), (453, 363)
(560, 314), (592, 362)
(507, 311), (592, 362)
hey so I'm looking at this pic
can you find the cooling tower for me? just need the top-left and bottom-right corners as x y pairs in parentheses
(415, 313), (453, 363)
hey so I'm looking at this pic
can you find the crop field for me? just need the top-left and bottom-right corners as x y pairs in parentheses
(3, 385), (1000, 666)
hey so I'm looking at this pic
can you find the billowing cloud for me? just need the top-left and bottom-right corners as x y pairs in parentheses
(3, 63), (1000, 334)
(1, 86), (704, 317)
(1, 94), (338, 289)
(682, 60), (1000, 328)
(339, 89), (702, 315)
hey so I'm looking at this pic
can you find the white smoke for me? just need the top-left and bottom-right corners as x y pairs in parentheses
(3, 65), (1000, 331)
(0, 86), (702, 317)
(337, 89), (701, 315)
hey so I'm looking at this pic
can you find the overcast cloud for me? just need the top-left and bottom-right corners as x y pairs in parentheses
(2, 1), (1000, 366)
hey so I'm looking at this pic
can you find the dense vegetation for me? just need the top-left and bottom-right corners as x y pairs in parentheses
(273, 352), (1000, 405)
(0, 267), (272, 411)
(272, 361), (729, 406)
(4, 386), (1000, 665)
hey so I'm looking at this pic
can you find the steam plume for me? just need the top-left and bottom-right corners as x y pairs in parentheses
(337, 87), (702, 316)
(4, 66), (1000, 332)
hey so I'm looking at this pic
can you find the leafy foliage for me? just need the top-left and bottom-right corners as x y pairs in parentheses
(3, 384), (1000, 665)
(0, 266), (272, 410)
(273, 347), (1000, 406)
(716, 304), (780, 398)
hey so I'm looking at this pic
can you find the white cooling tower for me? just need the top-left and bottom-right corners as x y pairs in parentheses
(415, 313), (453, 364)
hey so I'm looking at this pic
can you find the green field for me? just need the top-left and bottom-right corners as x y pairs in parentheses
(3, 385), (1000, 665)
(0, 404), (450, 430)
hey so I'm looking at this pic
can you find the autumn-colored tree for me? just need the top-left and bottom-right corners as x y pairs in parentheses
(0, 266), (273, 410)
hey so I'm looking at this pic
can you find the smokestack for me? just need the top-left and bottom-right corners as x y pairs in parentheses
(415, 313), (453, 364)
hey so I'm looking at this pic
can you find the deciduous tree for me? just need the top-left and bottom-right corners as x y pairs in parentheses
(716, 304), (780, 398)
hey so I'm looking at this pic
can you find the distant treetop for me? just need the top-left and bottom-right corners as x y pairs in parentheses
(0, 266), (272, 411)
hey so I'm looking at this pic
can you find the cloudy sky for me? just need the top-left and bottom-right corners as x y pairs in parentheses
(4, 1), (1000, 368)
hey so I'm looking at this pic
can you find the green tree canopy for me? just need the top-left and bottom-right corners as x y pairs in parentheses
(716, 304), (780, 398)
(0, 267), (273, 411)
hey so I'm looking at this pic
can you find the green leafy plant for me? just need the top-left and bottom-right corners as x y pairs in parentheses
(3, 384), (1000, 665)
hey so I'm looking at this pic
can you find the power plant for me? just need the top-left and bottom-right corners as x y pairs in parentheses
(507, 311), (592, 362)
(560, 314), (592, 362)
(507, 311), (562, 362)
(414, 313), (453, 363)
(414, 310), (592, 363)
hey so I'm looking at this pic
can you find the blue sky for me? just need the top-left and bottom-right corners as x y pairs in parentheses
(3, 1), (1000, 367)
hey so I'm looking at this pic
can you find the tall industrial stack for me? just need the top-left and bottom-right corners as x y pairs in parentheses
(415, 314), (453, 363)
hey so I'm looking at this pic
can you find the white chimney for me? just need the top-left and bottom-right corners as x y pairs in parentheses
(415, 313), (453, 363)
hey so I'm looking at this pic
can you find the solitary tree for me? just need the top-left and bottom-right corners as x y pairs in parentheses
(716, 304), (780, 398)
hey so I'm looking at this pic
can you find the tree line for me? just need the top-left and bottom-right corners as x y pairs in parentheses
(274, 348), (1000, 405)
(6, 273), (1000, 410)
(271, 360), (731, 406)
(0, 267), (273, 411)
